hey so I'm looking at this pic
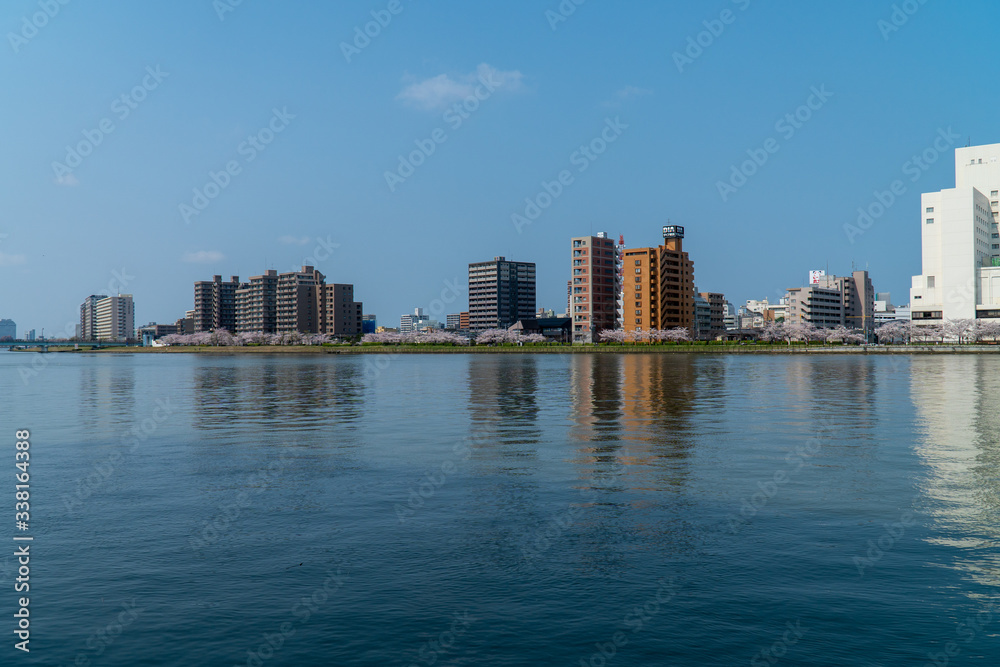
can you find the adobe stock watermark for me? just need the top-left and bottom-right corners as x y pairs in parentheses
(716, 85), (833, 202)
(545, 0), (587, 31)
(878, 0), (930, 41)
(70, 599), (145, 666)
(520, 461), (624, 562)
(7, 0), (71, 54)
(843, 126), (960, 244)
(920, 595), (998, 667)
(511, 117), (628, 233)
(750, 620), (808, 667)
(726, 416), (834, 534)
(178, 107), (295, 224)
(363, 276), (465, 379)
(672, 0), (751, 73)
(62, 399), (175, 515)
(188, 454), (290, 552)
(405, 612), (476, 667)
(51, 66), (169, 185)
(851, 505), (917, 576)
(395, 423), (493, 523)
(213, 0), (246, 22)
(576, 577), (678, 667)
(286, 236), (341, 275)
(236, 568), (349, 667)
(384, 71), (508, 192)
(340, 0), (409, 63)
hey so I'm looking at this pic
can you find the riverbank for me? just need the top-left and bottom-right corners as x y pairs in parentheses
(52, 344), (1000, 354)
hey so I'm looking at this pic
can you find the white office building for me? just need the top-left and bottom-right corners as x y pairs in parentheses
(911, 143), (1000, 323)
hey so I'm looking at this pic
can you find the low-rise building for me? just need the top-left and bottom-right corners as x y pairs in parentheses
(698, 291), (726, 339)
(508, 317), (572, 343)
(694, 293), (712, 340)
(400, 308), (443, 333)
(785, 270), (875, 334)
(138, 322), (180, 346)
(723, 301), (738, 331)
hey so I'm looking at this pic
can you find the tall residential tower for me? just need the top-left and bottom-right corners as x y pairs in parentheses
(468, 257), (536, 331)
(570, 233), (620, 343)
(621, 225), (696, 334)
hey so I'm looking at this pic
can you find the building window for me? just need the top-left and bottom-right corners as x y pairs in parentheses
(926, 207), (934, 212)
(927, 276), (935, 288)
(634, 260), (641, 266)
(926, 218), (934, 224)
(635, 268), (641, 274)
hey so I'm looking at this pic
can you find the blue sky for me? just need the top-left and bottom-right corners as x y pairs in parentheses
(0, 0), (994, 334)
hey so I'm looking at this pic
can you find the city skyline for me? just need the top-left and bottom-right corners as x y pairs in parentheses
(3, 1), (997, 334)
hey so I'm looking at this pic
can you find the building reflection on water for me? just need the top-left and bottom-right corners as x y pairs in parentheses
(78, 359), (136, 434)
(462, 355), (546, 567)
(910, 356), (1000, 594)
(569, 354), (700, 492)
(190, 358), (367, 435)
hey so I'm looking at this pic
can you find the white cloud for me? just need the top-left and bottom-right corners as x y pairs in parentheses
(604, 86), (652, 108)
(616, 85), (652, 99)
(397, 63), (524, 111)
(182, 250), (225, 264)
(0, 251), (27, 267)
(279, 235), (311, 245)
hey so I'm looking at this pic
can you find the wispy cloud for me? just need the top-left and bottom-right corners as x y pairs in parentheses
(604, 86), (652, 107)
(182, 250), (225, 264)
(397, 64), (524, 111)
(0, 251), (27, 267)
(55, 173), (80, 187)
(279, 235), (311, 245)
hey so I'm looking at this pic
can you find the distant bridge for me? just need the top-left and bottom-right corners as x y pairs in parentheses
(0, 340), (132, 351)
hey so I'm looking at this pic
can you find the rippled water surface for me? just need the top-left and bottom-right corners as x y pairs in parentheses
(2, 352), (999, 665)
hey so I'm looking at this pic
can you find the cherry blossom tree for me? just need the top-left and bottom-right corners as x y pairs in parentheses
(825, 326), (851, 344)
(943, 319), (975, 344)
(759, 322), (783, 343)
(598, 329), (626, 344)
(663, 327), (691, 343)
(908, 322), (941, 343)
(978, 320), (1000, 343)
(875, 321), (906, 344)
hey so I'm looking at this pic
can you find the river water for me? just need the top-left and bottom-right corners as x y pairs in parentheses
(2, 351), (998, 665)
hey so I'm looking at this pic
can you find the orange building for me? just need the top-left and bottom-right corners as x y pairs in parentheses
(622, 226), (695, 333)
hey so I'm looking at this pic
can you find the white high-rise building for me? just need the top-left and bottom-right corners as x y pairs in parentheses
(911, 143), (1000, 323)
(93, 295), (135, 342)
